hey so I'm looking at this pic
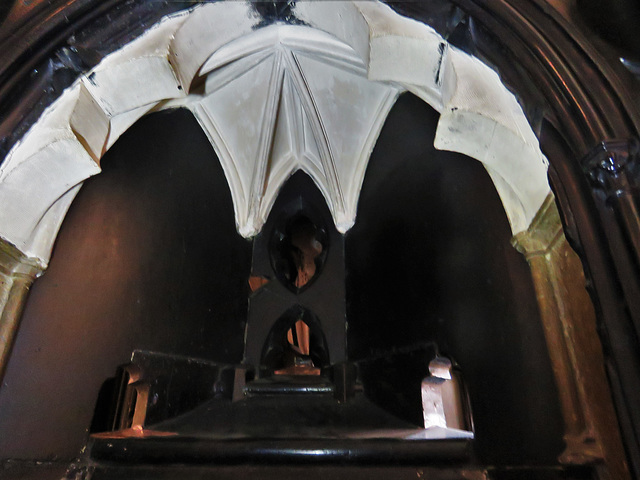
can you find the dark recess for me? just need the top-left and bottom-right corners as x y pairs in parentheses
(346, 92), (565, 465)
(0, 108), (252, 460)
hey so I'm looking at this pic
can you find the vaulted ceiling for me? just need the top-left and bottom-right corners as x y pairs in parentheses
(0, 1), (551, 263)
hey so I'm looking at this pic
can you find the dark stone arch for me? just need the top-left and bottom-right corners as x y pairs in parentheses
(244, 170), (346, 373)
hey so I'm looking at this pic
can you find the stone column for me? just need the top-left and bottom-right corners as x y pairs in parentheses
(512, 194), (628, 479)
(0, 238), (45, 384)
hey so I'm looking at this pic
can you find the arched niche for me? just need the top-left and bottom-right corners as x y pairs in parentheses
(0, 0), (628, 477)
(261, 305), (331, 374)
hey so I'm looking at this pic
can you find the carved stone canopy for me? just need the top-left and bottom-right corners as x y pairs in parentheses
(193, 25), (399, 236)
(0, 1), (551, 264)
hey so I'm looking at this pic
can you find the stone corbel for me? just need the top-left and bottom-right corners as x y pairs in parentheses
(512, 194), (628, 479)
(0, 237), (45, 384)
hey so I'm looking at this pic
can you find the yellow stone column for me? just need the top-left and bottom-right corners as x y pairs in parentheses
(512, 194), (628, 479)
(0, 238), (45, 384)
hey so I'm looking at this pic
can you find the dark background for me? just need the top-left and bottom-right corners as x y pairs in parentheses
(0, 97), (563, 467)
(346, 93), (564, 464)
(0, 108), (252, 459)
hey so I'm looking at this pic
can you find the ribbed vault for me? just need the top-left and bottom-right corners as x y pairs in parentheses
(0, 1), (550, 264)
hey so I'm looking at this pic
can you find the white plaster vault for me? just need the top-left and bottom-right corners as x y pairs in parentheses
(0, 1), (551, 265)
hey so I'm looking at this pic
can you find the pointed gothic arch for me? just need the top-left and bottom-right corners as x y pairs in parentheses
(0, 1), (635, 477)
(0, 1), (549, 264)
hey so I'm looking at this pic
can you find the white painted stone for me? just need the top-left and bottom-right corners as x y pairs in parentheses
(349, 1), (549, 234)
(355, 1), (453, 112)
(406, 427), (474, 440)
(0, 0), (552, 264)
(70, 83), (110, 162)
(444, 50), (539, 147)
(168, 2), (259, 90)
(483, 165), (528, 232)
(79, 13), (186, 117)
(434, 49), (550, 232)
(292, 51), (398, 229)
(294, 1), (371, 66)
(193, 24), (400, 236)
(81, 57), (182, 117)
(2, 84), (82, 170)
(106, 13), (187, 62)
(23, 184), (83, 263)
(0, 13), (189, 262)
(106, 104), (157, 151)
(0, 81), (103, 258)
(0, 133), (100, 257)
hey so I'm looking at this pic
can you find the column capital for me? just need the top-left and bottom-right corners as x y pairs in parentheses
(511, 194), (563, 258)
(0, 236), (45, 278)
(0, 237), (46, 385)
